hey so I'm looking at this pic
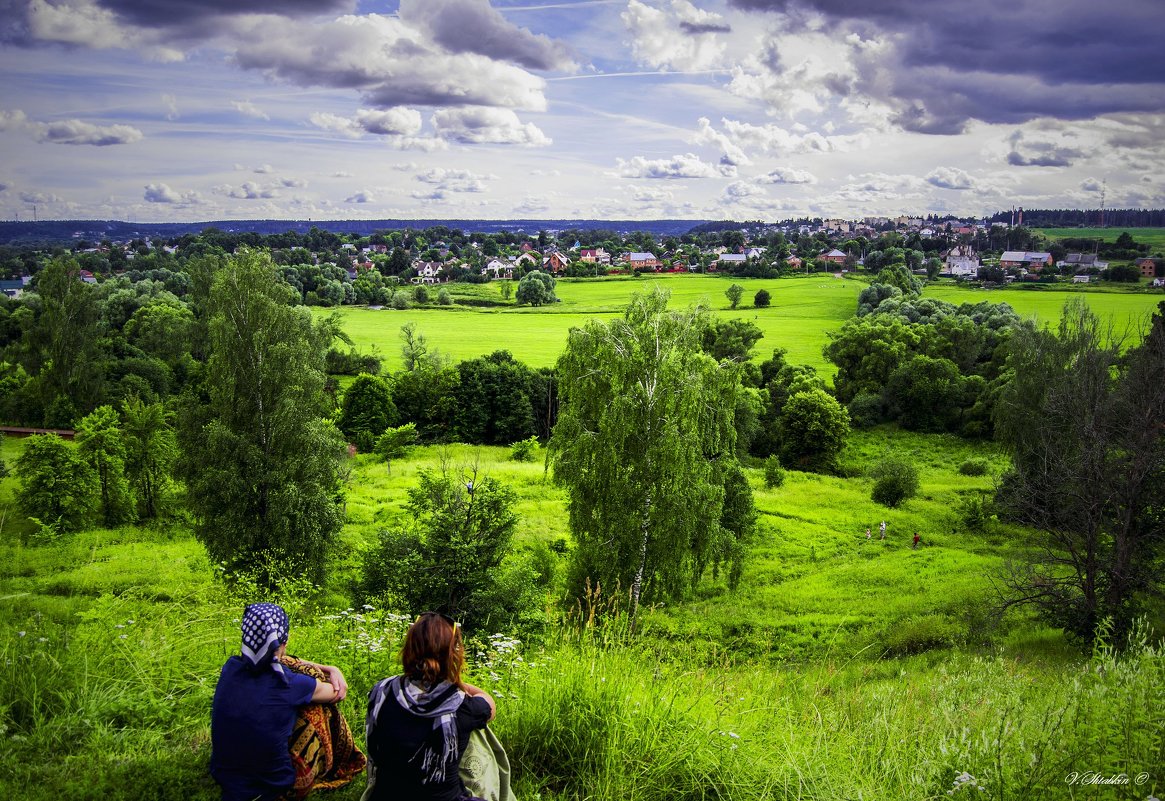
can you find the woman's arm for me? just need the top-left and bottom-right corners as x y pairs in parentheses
(459, 682), (496, 720)
(296, 659), (349, 700)
(310, 678), (342, 704)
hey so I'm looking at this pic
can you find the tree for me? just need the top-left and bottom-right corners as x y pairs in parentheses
(16, 434), (96, 533)
(869, 456), (920, 507)
(177, 250), (347, 585)
(338, 373), (397, 451)
(549, 287), (747, 627)
(700, 318), (764, 363)
(120, 396), (177, 521)
(993, 299), (1165, 644)
(776, 389), (850, 472)
(516, 270), (556, 306)
(754, 289), (771, 308)
(725, 283), (744, 309)
(360, 466), (525, 629)
(76, 405), (136, 527)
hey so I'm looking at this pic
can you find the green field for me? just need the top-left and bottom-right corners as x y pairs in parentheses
(1036, 226), (1165, 252)
(322, 275), (1163, 376)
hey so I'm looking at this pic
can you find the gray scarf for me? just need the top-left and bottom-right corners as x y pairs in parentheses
(368, 675), (466, 785)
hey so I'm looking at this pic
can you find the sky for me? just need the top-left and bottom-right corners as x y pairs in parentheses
(1, 0), (1163, 223)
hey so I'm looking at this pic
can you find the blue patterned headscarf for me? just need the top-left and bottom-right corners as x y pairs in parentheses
(240, 603), (289, 678)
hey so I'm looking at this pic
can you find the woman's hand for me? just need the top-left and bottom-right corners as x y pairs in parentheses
(320, 665), (348, 700)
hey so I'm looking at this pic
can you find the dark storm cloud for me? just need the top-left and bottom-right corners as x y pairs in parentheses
(1005, 130), (1082, 167)
(728, 0), (1165, 128)
(679, 20), (732, 35)
(399, 0), (574, 71)
(98, 0), (354, 26)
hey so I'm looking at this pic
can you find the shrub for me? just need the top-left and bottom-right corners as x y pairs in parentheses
(763, 455), (785, 489)
(516, 271), (556, 306)
(957, 492), (994, 533)
(412, 285), (429, 304)
(958, 458), (990, 476)
(881, 614), (960, 656)
(390, 290), (410, 310)
(869, 456), (919, 507)
(753, 289), (771, 308)
(846, 392), (883, 428)
(509, 436), (539, 462)
(437, 288), (453, 306)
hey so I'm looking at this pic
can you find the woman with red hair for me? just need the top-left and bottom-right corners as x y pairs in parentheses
(363, 612), (497, 801)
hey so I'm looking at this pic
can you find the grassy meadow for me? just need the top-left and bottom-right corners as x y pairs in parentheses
(1036, 227), (1165, 252)
(2, 428), (1163, 800)
(321, 273), (1164, 377)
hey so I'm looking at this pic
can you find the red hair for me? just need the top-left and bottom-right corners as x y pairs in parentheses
(400, 613), (463, 687)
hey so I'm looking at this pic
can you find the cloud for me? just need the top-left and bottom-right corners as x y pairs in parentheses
(630, 186), (675, 203)
(0, 109), (28, 131)
(615, 152), (727, 179)
(252, 164), (274, 174)
(398, 0), (573, 71)
(716, 117), (866, 156)
(757, 167), (817, 184)
(693, 117), (750, 166)
(1005, 130), (1082, 167)
(622, 0), (731, 71)
(430, 107), (550, 146)
(722, 180), (765, 200)
(725, 0), (1165, 132)
(34, 118), (143, 146)
(345, 190), (375, 203)
(925, 167), (974, 190)
(414, 167), (491, 194)
(143, 182), (198, 203)
(99, 0), (354, 26)
(161, 93), (178, 120)
(19, 190), (63, 204)
(281, 177), (307, 188)
(232, 14), (549, 112)
(232, 100), (269, 120)
(513, 194), (551, 214)
(309, 108), (446, 150)
(214, 181), (279, 199)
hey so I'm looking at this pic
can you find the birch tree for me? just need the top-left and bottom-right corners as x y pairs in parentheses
(549, 287), (749, 629)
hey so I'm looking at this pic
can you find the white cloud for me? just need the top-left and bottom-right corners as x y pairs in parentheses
(431, 107), (551, 146)
(622, 0), (730, 72)
(214, 181), (280, 199)
(232, 100), (269, 120)
(757, 167), (818, 185)
(722, 180), (765, 201)
(693, 117), (750, 166)
(415, 168), (491, 193)
(161, 93), (178, 120)
(34, 118), (143, 146)
(925, 166), (975, 190)
(615, 152), (727, 179)
(144, 183), (199, 204)
(346, 190), (375, 203)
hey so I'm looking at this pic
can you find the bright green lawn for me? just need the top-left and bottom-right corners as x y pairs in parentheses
(1036, 226), (1165, 252)
(318, 274), (861, 374)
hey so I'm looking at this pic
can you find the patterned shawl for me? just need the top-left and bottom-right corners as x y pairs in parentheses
(367, 676), (466, 786)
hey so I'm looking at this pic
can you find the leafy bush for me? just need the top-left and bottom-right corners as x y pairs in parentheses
(753, 289), (771, 308)
(881, 614), (961, 656)
(390, 290), (409, 310)
(958, 458), (989, 476)
(437, 287), (453, 305)
(509, 436), (539, 462)
(869, 456), (920, 507)
(846, 391), (883, 428)
(373, 423), (418, 461)
(762, 455), (785, 489)
(957, 493), (994, 533)
(412, 284), (429, 304)
(16, 434), (97, 533)
(516, 271), (556, 306)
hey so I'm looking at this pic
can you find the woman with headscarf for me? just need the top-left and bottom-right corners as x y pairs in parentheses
(363, 612), (498, 801)
(210, 602), (357, 801)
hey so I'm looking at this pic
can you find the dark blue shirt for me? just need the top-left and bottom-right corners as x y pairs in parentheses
(210, 655), (317, 801)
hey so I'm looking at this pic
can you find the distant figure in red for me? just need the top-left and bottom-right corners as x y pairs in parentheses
(912, 531), (920, 550)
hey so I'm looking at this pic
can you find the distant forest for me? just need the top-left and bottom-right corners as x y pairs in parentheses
(986, 208), (1165, 228)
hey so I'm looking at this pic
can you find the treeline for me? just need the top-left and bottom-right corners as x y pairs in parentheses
(987, 208), (1165, 228)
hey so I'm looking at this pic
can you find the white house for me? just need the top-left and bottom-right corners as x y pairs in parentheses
(944, 245), (980, 277)
(482, 259), (513, 280)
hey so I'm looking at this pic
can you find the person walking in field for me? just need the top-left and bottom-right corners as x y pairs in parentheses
(865, 527), (871, 542)
(879, 521), (887, 540)
(912, 531), (920, 550)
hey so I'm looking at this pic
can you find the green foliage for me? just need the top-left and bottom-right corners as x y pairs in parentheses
(390, 290), (410, 310)
(509, 436), (539, 462)
(875, 263), (923, 296)
(724, 283), (744, 309)
(958, 458), (990, 476)
(516, 270), (556, 306)
(550, 287), (746, 622)
(412, 284), (429, 304)
(76, 405), (136, 527)
(870, 456), (920, 507)
(453, 351), (537, 445)
(15, 434), (96, 533)
(846, 391), (884, 428)
(856, 282), (901, 316)
(776, 388), (850, 472)
(359, 467), (530, 629)
(437, 287), (453, 306)
(700, 318), (764, 363)
(763, 455), (785, 489)
(120, 396), (177, 520)
(753, 288), (771, 308)
(338, 373), (396, 451)
(177, 249), (347, 585)
(880, 613), (961, 656)
(373, 422), (418, 461)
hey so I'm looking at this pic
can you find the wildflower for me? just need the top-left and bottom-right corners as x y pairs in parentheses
(18, 631), (25, 637)
(119, 634), (128, 640)
(362, 604), (375, 610)
(115, 624), (125, 629)
(728, 732), (740, 739)
(37, 637), (47, 643)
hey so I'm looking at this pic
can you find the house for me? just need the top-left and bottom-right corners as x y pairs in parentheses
(543, 252), (570, 274)
(745, 247), (764, 260)
(515, 252), (538, 268)
(628, 252), (659, 269)
(1000, 251), (1052, 269)
(821, 249), (847, 265)
(411, 261), (447, 284)
(0, 279), (24, 298)
(579, 247), (610, 265)
(480, 260), (511, 279)
(1152, 278), (1164, 288)
(1135, 257), (1159, 278)
(1058, 253), (1109, 271)
(717, 253), (747, 266)
(1072, 275), (1091, 284)
(943, 245), (980, 277)
(482, 259), (513, 280)
(78, 269), (97, 284)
